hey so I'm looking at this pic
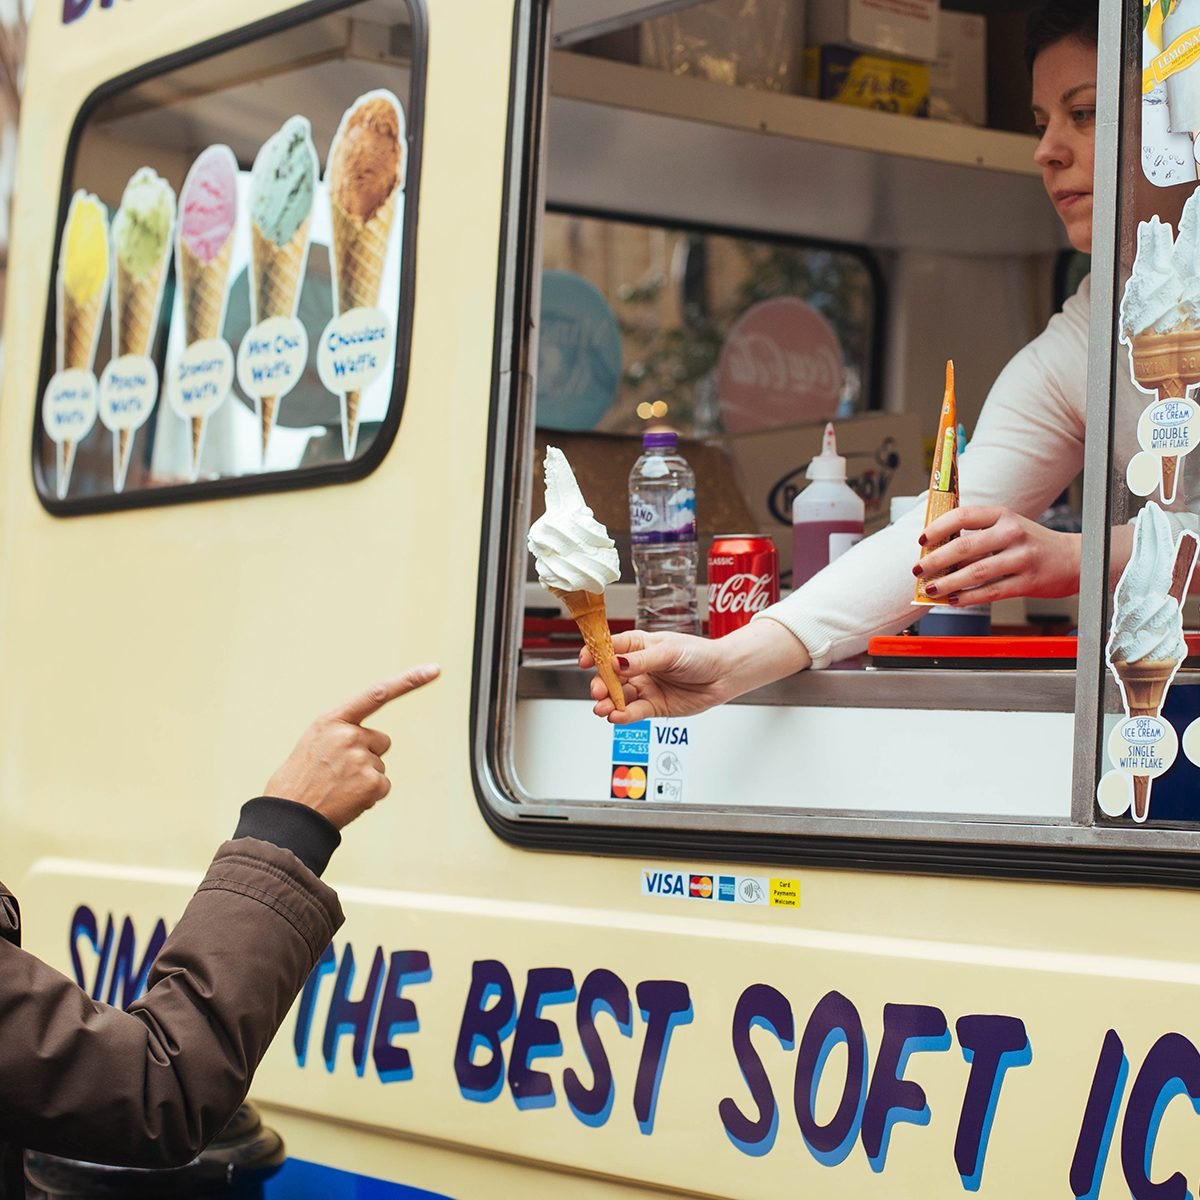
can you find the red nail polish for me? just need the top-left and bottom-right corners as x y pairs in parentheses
(925, 584), (938, 596)
(616, 656), (630, 670)
(947, 596), (959, 606)
(918, 534), (927, 546)
(912, 564), (923, 577)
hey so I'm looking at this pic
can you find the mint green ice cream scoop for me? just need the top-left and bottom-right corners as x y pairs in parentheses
(251, 116), (318, 247)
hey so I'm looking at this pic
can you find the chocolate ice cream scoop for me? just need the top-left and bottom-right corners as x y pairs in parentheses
(330, 97), (402, 223)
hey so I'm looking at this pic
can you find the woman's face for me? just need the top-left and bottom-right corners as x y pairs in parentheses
(1031, 35), (1097, 254)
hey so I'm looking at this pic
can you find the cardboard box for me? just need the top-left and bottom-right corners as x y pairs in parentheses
(640, 0), (806, 93)
(930, 10), (986, 125)
(805, 45), (930, 114)
(806, 0), (940, 62)
(712, 412), (927, 584)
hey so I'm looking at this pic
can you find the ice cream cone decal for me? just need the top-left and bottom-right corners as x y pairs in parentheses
(45, 190), (109, 498)
(320, 91), (406, 460)
(1121, 210), (1200, 503)
(528, 446), (625, 711)
(1104, 502), (1198, 821)
(244, 116), (318, 469)
(99, 167), (175, 493)
(171, 145), (238, 481)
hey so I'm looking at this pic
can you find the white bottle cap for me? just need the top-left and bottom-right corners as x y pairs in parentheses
(806, 423), (846, 482)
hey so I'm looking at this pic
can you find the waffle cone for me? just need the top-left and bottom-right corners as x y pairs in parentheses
(180, 235), (233, 346)
(250, 220), (309, 465)
(331, 196), (395, 460)
(1129, 330), (1199, 398)
(190, 415), (205, 479)
(61, 291), (104, 372)
(914, 489), (959, 605)
(551, 588), (626, 711)
(1113, 657), (1179, 715)
(115, 258), (166, 359)
(115, 427), (133, 493)
(1162, 454), (1180, 504)
(1133, 775), (1152, 823)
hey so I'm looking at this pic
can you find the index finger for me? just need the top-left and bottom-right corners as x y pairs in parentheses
(332, 663), (442, 724)
(921, 506), (1000, 549)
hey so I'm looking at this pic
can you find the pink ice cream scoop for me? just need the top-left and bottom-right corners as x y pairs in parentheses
(180, 146), (238, 264)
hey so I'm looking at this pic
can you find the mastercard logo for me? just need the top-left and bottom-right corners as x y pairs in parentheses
(611, 765), (647, 800)
(690, 875), (713, 899)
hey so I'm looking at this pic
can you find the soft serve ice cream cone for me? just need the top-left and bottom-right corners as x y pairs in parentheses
(177, 145), (238, 478)
(327, 91), (405, 459)
(249, 116), (318, 465)
(1106, 502), (1197, 821)
(110, 168), (175, 492)
(528, 447), (625, 711)
(55, 190), (109, 497)
(1122, 216), (1193, 501)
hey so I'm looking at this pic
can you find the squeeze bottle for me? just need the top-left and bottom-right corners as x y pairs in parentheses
(791, 423), (865, 590)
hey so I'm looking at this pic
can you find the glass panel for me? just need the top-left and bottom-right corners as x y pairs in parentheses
(539, 210), (879, 438)
(38, 0), (416, 505)
(1101, 0), (1200, 827)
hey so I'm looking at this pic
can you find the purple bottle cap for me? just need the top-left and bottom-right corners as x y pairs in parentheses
(642, 431), (678, 450)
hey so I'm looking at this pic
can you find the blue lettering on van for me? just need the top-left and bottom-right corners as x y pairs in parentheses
(455, 961), (691, 1134)
(718, 984), (794, 1157)
(955, 1015), (1030, 1192)
(69, 905), (166, 1009)
(795, 991), (868, 1167)
(1070, 1030), (1128, 1200)
(63, 0), (120, 24)
(292, 940), (432, 1082)
(564, 969), (633, 1128)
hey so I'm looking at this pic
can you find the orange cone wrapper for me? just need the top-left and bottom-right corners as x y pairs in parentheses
(914, 360), (958, 605)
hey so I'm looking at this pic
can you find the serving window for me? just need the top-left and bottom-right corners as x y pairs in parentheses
(474, 0), (1200, 874)
(36, 0), (423, 511)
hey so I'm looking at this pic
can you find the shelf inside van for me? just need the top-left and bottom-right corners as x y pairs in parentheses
(547, 52), (1065, 255)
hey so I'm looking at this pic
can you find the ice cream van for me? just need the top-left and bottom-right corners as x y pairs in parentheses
(11, 0), (1200, 1196)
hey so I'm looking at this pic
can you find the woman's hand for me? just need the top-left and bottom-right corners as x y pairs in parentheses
(581, 620), (812, 723)
(914, 506), (1081, 605)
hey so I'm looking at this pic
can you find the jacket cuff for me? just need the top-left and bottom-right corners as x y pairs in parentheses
(750, 607), (833, 670)
(234, 797), (342, 878)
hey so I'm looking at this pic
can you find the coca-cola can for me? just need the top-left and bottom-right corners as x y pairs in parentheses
(707, 535), (779, 638)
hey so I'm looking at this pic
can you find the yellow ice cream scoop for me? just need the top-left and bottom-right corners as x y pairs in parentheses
(62, 193), (109, 304)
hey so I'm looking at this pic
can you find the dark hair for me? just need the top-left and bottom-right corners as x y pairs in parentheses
(1024, 0), (1100, 73)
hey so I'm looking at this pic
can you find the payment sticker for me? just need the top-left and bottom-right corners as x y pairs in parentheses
(770, 878), (801, 908)
(611, 720), (689, 802)
(641, 868), (778, 909)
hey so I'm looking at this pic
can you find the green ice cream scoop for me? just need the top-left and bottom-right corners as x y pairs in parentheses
(113, 168), (175, 279)
(251, 116), (317, 247)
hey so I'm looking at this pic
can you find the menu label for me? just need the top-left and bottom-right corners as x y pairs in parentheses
(42, 369), (98, 441)
(237, 317), (308, 400)
(99, 356), (158, 431)
(317, 307), (392, 395)
(171, 339), (234, 420)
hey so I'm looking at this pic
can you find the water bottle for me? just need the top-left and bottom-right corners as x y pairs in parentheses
(629, 431), (700, 634)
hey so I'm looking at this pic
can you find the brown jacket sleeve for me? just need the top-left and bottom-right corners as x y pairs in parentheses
(0, 837), (343, 1167)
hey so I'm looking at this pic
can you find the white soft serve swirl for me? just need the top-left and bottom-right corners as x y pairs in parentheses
(1107, 501), (1185, 664)
(528, 446), (620, 593)
(1122, 216), (1184, 338)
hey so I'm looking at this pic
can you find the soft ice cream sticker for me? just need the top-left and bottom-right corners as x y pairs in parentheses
(48, 190), (110, 499)
(1101, 503), (1198, 821)
(169, 339), (235, 479)
(99, 356), (159, 493)
(1129, 395), (1200, 502)
(246, 116), (319, 467)
(321, 90), (406, 459)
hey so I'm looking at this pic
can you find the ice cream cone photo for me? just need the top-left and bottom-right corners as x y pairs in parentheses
(52, 190), (109, 498)
(105, 167), (176, 493)
(528, 446), (625, 712)
(1105, 504), (1199, 822)
(325, 90), (406, 460)
(174, 145), (238, 481)
(248, 116), (318, 468)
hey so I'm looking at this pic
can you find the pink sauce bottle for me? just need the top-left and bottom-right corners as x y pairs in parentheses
(791, 423), (865, 591)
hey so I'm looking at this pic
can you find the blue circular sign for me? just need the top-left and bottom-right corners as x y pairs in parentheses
(536, 270), (622, 432)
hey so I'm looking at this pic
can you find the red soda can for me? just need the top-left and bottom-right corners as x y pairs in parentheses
(707, 535), (779, 637)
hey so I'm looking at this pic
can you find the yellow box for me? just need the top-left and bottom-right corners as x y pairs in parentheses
(805, 45), (931, 115)
(769, 878), (801, 908)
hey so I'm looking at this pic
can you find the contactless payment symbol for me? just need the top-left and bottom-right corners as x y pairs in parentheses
(611, 765), (647, 799)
